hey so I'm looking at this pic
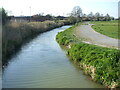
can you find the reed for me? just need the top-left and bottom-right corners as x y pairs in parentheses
(2, 20), (69, 66)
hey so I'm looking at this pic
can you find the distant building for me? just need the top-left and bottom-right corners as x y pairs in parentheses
(10, 16), (31, 22)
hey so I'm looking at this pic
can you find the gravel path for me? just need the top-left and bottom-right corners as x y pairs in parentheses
(75, 22), (120, 49)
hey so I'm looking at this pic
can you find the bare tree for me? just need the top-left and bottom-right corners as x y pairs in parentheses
(70, 6), (82, 23)
(105, 14), (111, 21)
(95, 12), (100, 21)
(88, 12), (93, 17)
(71, 6), (82, 18)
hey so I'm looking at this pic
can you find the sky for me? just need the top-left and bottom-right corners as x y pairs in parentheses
(0, 0), (119, 18)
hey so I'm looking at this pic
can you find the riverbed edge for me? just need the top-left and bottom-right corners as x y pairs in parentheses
(56, 23), (120, 88)
(2, 21), (73, 67)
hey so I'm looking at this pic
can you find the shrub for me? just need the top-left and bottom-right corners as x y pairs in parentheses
(67, 43), (120, 88)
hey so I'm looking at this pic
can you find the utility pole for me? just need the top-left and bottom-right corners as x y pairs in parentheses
(20, 11), (23, 16)
(29, 6), (31, 21)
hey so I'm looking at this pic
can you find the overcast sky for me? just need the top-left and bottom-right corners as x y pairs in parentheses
(1, 0), (119, 18)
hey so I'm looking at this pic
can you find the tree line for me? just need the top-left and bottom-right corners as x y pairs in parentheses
(69, 6), (115, 23)
(32, 6), (115, 23)
(1, 6), (116, 25)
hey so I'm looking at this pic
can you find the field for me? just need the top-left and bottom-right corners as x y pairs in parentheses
(91, 20), (119, 39)
(56, 23), (120, 88)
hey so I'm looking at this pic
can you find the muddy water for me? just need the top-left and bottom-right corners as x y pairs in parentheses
(2, 26), (104, 88)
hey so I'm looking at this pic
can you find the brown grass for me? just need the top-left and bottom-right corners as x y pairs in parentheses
(2, 20), (68, 66)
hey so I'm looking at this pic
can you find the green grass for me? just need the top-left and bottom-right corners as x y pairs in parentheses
(91, 20), (119, 39)
(56, 23), (81, 46)
(56, 23), (120, 88)
(67, 43), (120, 88)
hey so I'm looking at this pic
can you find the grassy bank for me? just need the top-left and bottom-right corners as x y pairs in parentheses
(56, 23), (120, 88)
(2, 20), (71, 66)
(91, 20), (119, 39)
(56, 23), (80, 46)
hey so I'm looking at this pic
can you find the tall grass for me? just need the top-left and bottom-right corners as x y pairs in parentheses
(2, 20), (69, 66)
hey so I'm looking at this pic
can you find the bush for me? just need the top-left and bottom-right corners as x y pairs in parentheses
(67, 43), (120, 88)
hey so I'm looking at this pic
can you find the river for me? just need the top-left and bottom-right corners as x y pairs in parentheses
(2, 26), (104, 88)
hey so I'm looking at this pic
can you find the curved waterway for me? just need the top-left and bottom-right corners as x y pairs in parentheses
(3, 26), (104, 88)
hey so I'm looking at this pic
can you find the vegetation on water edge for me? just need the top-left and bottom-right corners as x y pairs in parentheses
(2, 20), (71, 66)
(56, 23), (82, 46)
(67, 43), (120, 88)
(1, 8), (77, 67)
(56, 23), (120, 88)
(91, 20), (119, 39)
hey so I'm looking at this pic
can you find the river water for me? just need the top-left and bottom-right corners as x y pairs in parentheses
(2, 26), (104, 88)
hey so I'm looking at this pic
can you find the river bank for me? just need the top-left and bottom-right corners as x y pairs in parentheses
(2, 25), (104, 88)
(2, 20), (72, 66)
(56, 23), (120, 88)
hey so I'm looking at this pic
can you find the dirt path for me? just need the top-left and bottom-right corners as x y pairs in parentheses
(75, 22), (120, 49)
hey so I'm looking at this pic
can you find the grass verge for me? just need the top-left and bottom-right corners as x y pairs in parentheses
(56, 22), (120, 88)
(56, 23), (80, 46)
(91, 20), (119, 39)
